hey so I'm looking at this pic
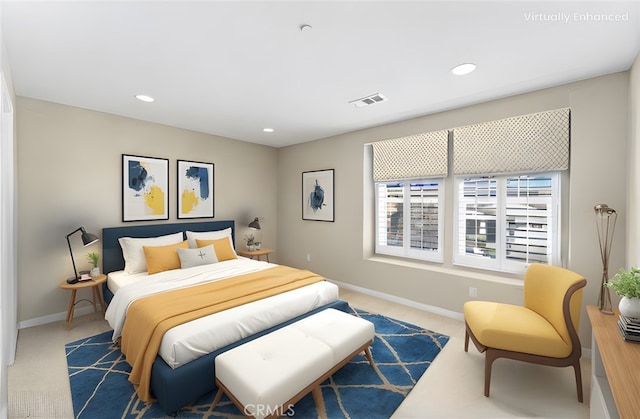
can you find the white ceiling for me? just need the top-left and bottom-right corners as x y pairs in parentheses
(3, 1), (640, 148)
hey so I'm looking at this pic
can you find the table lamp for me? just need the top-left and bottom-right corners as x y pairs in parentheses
(66, 226), (99, 284)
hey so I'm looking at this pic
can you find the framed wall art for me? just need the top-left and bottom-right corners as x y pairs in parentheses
(122, 154), (169, 222)
(302, 169), (334, 222)
(177, 159), (214, 219)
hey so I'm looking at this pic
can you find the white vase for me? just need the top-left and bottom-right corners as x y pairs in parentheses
(619, 296), (640, 319)
(90, 267), (100, 278)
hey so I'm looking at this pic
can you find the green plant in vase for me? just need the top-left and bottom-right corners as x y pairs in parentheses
(244, 234), (256, 250)
(606, 267), (640, 318)
(87, 252), (100, 278)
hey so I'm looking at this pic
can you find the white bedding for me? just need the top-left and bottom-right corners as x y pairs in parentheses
(104, 258), (339, 369)
(107, 270), (146, 294)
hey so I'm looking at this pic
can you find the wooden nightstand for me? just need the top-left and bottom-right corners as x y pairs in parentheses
(58, 274), (107, 329)
(237, 248), (274, 262)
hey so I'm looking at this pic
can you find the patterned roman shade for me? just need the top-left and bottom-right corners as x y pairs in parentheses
(372, 130), (449, 181)
(453, 108), (570, 175)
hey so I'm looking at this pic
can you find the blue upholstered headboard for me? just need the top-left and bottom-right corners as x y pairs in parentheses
(102, 220), (235, 274)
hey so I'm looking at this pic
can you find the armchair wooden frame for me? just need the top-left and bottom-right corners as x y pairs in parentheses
(464, 278), (587, 402)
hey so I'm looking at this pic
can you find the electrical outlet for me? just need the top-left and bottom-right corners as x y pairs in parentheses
(306, 253), (311, 262)
(469, 287), (478, 298)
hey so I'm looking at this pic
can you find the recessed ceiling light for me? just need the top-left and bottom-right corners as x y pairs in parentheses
(451, 63), (476, 76)
(263, 128), (275, 133)
(135, 94), (155, 103)
(299, 24), (312, 32)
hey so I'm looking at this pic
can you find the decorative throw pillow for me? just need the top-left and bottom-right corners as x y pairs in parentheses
(186, 228), (233, 249)
(177, 245), (218, 269)
(119, 232), (184, 274)
(196, 237), (237, 262)
(143, 240), (189, 275)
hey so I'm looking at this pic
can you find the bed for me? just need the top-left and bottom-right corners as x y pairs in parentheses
(101, 220), (349, 414)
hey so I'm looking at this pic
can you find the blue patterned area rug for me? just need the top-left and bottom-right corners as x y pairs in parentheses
(66, 309), (449, 418)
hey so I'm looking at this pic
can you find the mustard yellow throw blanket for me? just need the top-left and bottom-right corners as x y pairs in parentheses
(120, 265), (325, 402)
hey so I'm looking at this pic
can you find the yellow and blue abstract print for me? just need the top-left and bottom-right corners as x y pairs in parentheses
(178, 160), (214, 219)
(122, 154), (169, 221)
(128, 160), (165, 215)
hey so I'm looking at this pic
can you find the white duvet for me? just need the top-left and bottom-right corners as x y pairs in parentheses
(105, 258), (339, 368)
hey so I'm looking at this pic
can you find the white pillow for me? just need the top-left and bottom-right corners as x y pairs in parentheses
(178, 245), (218, 269)
(119, 232), (183, 274)
(186, 228), (233, 249)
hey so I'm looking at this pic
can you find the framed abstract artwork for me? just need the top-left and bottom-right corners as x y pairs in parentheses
(122, 154), (169, 222)
(302, 169), (334, 222)
(177, 160), (214, 219)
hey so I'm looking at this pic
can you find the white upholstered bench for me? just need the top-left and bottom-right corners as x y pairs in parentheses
(211, 308), (375, 419)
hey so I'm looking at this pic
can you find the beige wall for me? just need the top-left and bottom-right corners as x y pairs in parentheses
(16, 97), (278, 323)
(277, 72), (630, 346)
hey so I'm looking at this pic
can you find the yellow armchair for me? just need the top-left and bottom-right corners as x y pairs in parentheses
(463, 263), (586, 401)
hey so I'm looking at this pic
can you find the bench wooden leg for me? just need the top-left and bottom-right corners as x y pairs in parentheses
(312, 386), (327, 419)
(211, 388), (224, 410)
(364, 347), (374, 367)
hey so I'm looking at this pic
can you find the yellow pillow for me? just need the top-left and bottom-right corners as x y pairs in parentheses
(196, 237), (237, 262)
(143, 240), (189, 275)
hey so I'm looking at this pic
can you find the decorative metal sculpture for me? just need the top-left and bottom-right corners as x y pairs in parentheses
(594, 204), (617, 315)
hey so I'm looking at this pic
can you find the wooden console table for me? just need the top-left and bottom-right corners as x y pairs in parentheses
(587, 305), (640, 418)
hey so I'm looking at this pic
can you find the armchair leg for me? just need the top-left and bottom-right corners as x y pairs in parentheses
(484, 350), (497, 397)
(573, 361), (583, 403)
(464, 329), (469, 352)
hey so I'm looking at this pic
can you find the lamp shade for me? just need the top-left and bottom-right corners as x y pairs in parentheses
(81, 230), (99, 246)
(248, 217), (261, 230)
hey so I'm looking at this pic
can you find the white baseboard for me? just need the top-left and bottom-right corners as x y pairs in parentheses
(17, 305), (97, 330)
(330, 279), (465, 321)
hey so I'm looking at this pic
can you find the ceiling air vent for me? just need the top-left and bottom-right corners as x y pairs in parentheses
(349, 93), (387, 107)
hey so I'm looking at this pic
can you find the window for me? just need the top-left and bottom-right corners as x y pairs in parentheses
(375, 179), (443, 262)
(454, 173), (560, 273)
